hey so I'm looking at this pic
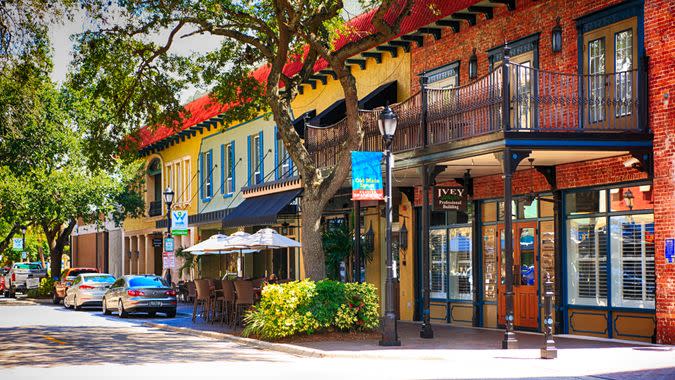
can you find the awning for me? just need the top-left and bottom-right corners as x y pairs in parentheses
(358, 81), (397, 110)
(292, 109), (316, 138)
(221, 189), (302, 228)
(310, 99), (345, 127)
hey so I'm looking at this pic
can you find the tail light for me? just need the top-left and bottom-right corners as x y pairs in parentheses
(127, 290), (145, 296)
(165, 290), (176, 296)
(11, 273), (15, 282)
(79, 285), (95, 290)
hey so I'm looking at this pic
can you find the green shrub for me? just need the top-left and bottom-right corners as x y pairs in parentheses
(242, 279), (380, 340)
(27, 277), (55, 298)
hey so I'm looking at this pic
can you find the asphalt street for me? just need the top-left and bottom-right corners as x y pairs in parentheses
(0, 298), (673, 380)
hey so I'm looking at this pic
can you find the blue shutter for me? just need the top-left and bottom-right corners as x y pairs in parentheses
(258, 131), (264, 184)
(199, 153), (204, 200)
(274, 126), (279, 180)
(247, 135), (252, 186)
(222, 145), (226, 195)
(231, 140), (236, 193)
(207, 150), (213, 197)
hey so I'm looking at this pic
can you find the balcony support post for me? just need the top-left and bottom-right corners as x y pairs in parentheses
(420, 75), (429, 147)
(502, 44), (511, 131)
(353, 200), (362, 283)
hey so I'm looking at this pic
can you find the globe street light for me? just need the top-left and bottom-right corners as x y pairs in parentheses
(378, 104), (400, 346)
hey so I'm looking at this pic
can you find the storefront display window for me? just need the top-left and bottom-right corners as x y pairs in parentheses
(566, 190), (607, 215)
(430, 229), (447, 299)
(482, 226), (497, 301)
(609, 185), (654, 212)
(448, 227), (472, 300)
(610, 214), (655, 308)
(567, 217), (608, 306)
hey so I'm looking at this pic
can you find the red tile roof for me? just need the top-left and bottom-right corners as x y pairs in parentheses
(139, 0), (480, 149)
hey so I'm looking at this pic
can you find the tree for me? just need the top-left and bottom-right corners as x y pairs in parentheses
(70, 0), (414, 279)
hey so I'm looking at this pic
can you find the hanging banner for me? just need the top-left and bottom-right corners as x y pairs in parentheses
(351, 151), (384, 201)
(12, 238), (23, 251)
(171, 210), (189, 236)
(433, 186), (467, 212)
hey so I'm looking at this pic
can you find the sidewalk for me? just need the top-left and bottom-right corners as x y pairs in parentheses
(143, 303), (674, 365)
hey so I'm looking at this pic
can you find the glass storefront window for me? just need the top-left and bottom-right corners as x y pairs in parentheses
(539, 195), (555, 217)
(609, 185), (654, 212)
(567, 218), (608, 306)
(482, 226), (497, 301)
(610, 214), (655, 308)
(430, 229), (447, 299)
(516, 198), (538, 219)
(566, 190), (607, 215)
(448, 227), (472, 300)
(540, 221), (556, 302)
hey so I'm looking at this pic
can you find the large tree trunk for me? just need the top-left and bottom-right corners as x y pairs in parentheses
(44, 220), (75, 279)
(300, 195), (326, 279)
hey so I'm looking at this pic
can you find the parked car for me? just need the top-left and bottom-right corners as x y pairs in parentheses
(0, 266), (10, 294)
(3, 262), (47, 298)
(102, 275), (177, 318)
(53, 267), (99, 304)
(63, 273), (116, 310)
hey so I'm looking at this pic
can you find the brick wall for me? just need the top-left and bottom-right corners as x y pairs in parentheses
(645, 0), (675, 345)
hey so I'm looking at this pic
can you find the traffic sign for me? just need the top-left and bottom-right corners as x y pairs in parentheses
(164, 237), (174, 253)
(12, 238), (23, 251)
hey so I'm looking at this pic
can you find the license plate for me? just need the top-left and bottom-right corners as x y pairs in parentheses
(149, 301), (162, 307)
(26, 278), (39, 289)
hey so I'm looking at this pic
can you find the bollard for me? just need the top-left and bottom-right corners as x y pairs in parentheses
(541, 272), (557, 359)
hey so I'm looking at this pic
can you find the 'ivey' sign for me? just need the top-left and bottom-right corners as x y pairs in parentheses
(433, 186), (467, 212)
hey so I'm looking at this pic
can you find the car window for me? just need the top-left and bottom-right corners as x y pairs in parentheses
(84, 275), (115, 283)
(129, 277), (168, 288)
(112, 279), (125, 288)
(69, 269), (98, 277)
(15, 263), (42, 270)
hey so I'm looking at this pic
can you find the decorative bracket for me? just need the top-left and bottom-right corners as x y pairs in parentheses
(630, 151), (654, 178)
(494, 150), (531, 175)
(535, 166), (556, 190)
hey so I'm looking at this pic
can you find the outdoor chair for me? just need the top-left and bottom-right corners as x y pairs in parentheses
(187, 281), (196, 303)
(192, 279), (212, 323)
(210, 279), (224, 323)
(232, 280), (255, 328)
(220, 279), (236, 326)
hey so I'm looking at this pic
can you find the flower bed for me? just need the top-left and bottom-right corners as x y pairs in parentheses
(242, 279), (379, 340)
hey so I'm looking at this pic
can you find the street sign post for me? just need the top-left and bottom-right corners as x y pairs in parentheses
(164, 237), (174, 253)
(12, 238), (23, 251)
(171, 210), (189, 236)
(162, 252), (175, 269)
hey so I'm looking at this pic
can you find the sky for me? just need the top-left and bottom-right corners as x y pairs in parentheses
(48, 1), (366, 104)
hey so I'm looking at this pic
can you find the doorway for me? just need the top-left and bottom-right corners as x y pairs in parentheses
(497, 222), (538, 329)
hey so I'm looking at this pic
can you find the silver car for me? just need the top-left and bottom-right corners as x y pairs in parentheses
(102, 275), (177, 318)
(63, 273), (116, 310)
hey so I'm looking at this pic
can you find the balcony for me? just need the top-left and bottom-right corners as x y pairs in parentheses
(305, 62), (648, 168)
(148, 200), (162, 217)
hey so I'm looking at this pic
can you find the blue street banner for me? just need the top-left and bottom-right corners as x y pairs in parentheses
(351, 151), (384, 201)
(171, 210), (189, 236)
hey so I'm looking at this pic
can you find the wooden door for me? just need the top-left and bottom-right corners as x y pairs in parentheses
(497, 222), (539, 329)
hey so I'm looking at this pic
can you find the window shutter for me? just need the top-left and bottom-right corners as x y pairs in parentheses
(199, 153), (203, 200)
(274, 126), (279, 180)
(247, 135), (252, 186)
(231, 140), (236, 193)
(207, 150), (213, 197)
(259, 131), (264, 184)
(220, 144), (225, 195)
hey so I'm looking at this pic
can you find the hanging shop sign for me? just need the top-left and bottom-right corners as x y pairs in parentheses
(152, 238), (163, 248)
(351, 151), (384, 201)
(162, 252), (176, 269)
(433, 186), (467, 212)
(164, 237), (174, 253)
(665, 238), (674, 264)
(171, 210), (189, 236)
(12, 238), (23, 251)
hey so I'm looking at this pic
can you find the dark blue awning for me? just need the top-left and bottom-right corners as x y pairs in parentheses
(221, 189), (302, 228)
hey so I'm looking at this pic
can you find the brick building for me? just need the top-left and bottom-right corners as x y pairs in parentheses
(306, 0), (673, 344)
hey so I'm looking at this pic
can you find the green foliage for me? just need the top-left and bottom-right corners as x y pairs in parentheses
(175, 246), (194, 280)
(242, 279), (379, 340)
(322, 223), (353, 280)
(26, 277), (55, 299)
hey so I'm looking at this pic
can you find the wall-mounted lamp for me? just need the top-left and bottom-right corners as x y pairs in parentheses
(623, 189), (634, 211)
(364, 222), (375, 254)
(399, 221), (408, 266)
(551, 17), (563, 53)
(469, 48), (478, 79)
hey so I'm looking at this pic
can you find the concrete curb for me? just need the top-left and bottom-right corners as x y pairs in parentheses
(142, 322), (448, 360)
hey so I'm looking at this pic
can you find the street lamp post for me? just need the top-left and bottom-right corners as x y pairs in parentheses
(20, 225), (27, 262)
(378, 104), (400, 347)
(163, 187), (175, 237)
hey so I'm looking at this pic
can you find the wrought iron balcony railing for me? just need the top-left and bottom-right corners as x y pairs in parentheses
(148, 200), (162, 217)
(305, 58), (647, 168)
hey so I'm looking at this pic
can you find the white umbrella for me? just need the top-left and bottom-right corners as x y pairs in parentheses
(184, 234), (229, 253)
(244, 228), (302, 250)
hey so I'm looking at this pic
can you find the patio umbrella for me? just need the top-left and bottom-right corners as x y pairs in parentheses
(184, 234), (229, 253)
(244, 228), (302, 250)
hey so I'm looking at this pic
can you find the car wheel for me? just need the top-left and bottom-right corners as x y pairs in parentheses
(52, 291), (60, 305)
(118, 300), (128, 318)
(73, 296), (80, 311)
(102, 299), (111, 315)
(166, 309), (176, 318)
(63, 295), (71, 309)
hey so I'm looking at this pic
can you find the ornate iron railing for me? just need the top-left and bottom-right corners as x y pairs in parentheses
(305, 60), (646, 168)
